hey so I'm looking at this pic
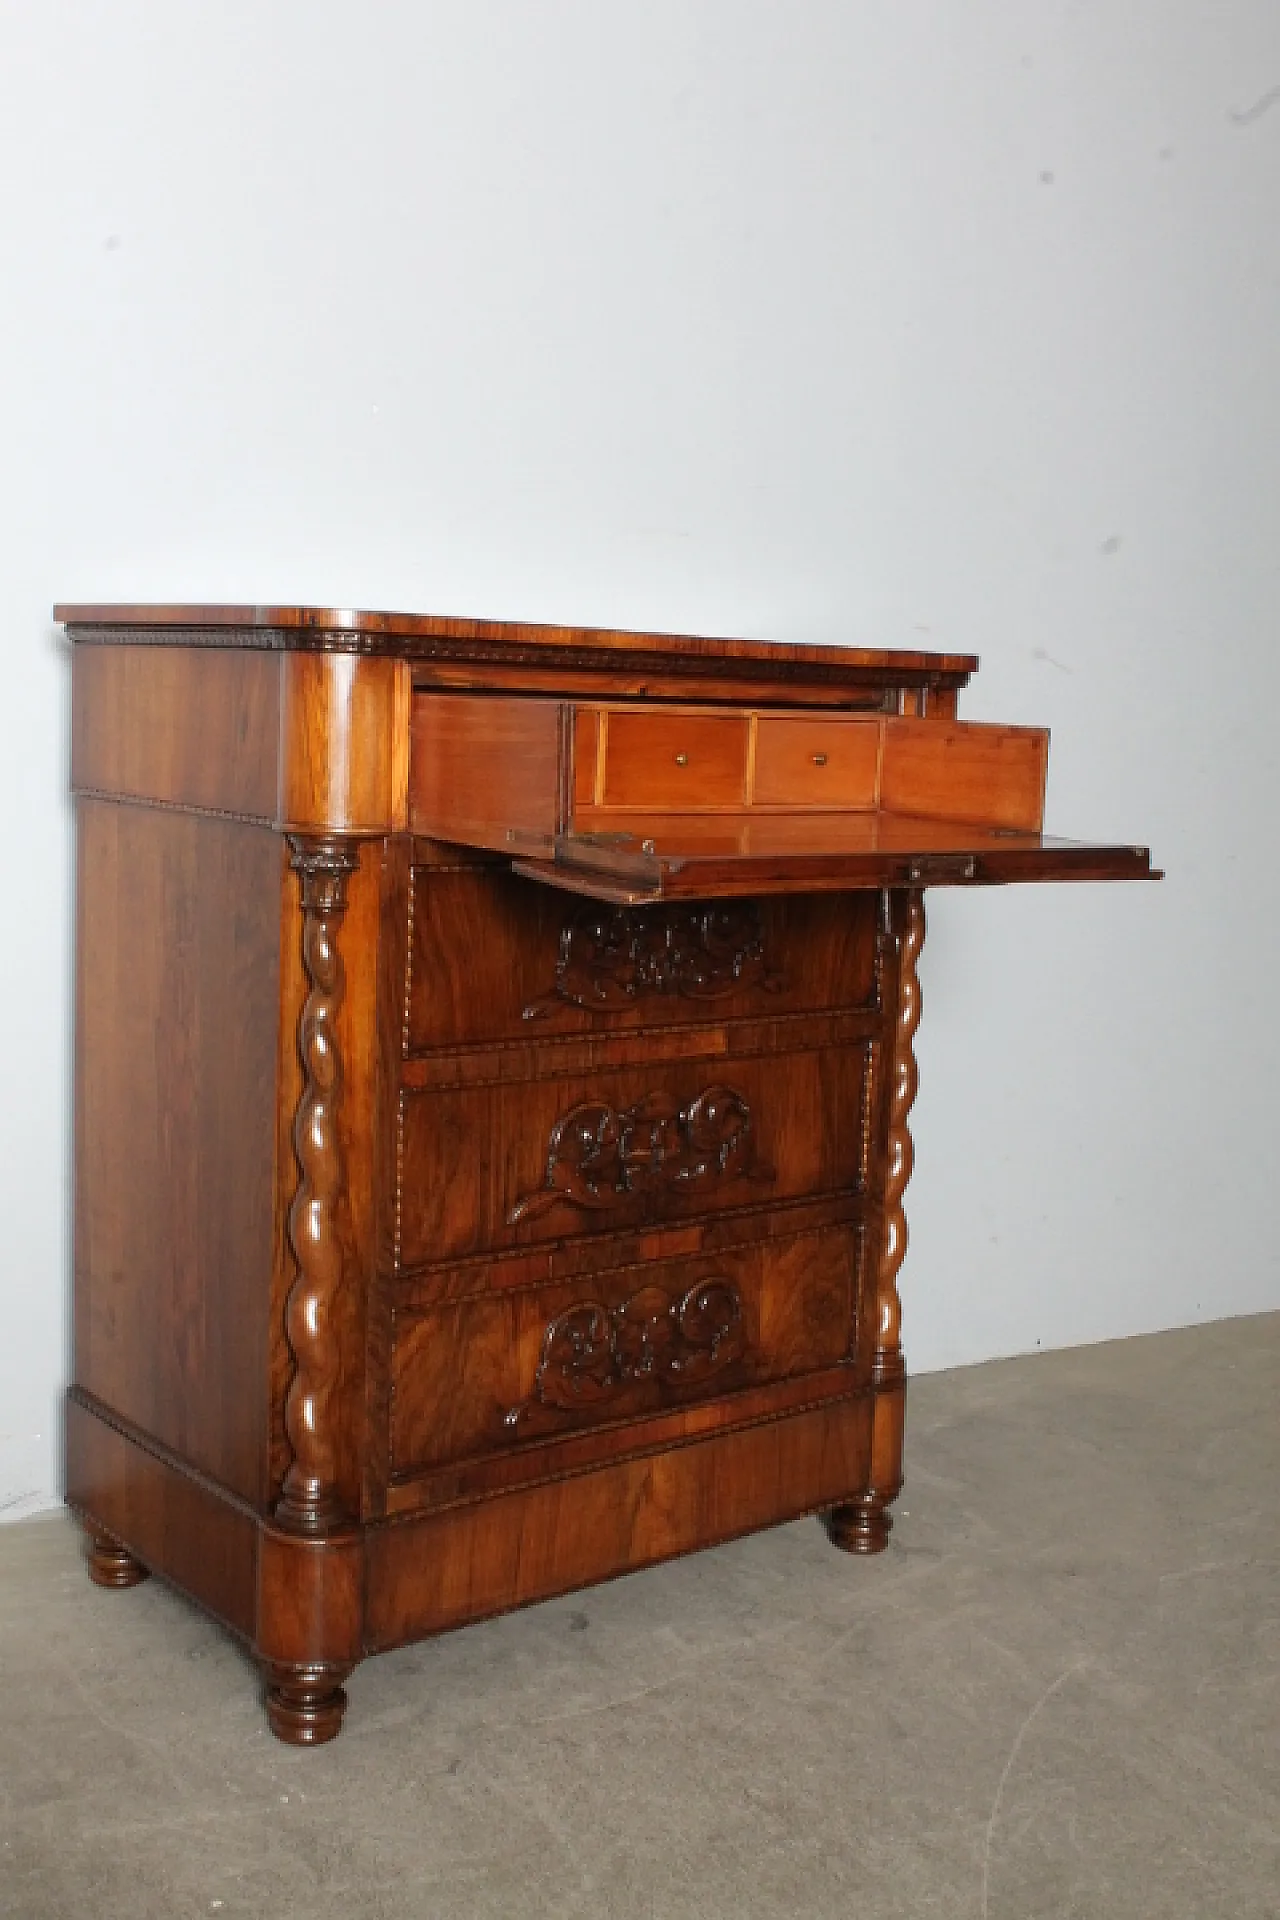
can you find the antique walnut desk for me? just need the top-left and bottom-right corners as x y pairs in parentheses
(60, 603), (1155, 1745)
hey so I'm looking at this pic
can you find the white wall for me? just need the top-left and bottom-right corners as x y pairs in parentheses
(2, 2), (1277, 1519)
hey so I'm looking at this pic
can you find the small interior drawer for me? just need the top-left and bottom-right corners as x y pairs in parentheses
(597, 709), (749, 811)
(752, 716), (881, 809)
(401, 690), (1141, 906)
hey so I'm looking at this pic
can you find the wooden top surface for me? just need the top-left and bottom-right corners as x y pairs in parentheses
(54, 603), (978, 679)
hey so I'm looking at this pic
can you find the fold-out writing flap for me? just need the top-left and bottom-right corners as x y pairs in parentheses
(511, 812), (1157, 903)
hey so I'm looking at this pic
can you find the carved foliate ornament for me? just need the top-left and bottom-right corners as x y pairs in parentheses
(507, 1083), (774, 1226)
(505, 1278), (746, 1435)
(522, 902), (782, 1021)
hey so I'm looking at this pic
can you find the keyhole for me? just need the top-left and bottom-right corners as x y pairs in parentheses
(675, 753), (689, 767)
(812, 753), (828, 767)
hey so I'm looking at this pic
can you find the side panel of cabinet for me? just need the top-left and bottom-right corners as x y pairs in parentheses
(71, 643), (281, 821)
(74, 799), (283, 1506)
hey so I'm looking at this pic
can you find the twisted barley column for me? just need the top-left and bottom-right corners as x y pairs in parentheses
(276, 835), (359, 1535)
(874, 888), (925, 1388)
(825, 887), (925, 1556)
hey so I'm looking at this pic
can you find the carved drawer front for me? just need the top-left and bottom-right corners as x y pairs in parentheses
(388, 1226), (858, 1478)
(395, 1046), (868, 1269)
(405, 869), (880, 1052)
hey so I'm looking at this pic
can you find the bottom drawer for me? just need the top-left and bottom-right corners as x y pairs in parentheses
(389, 1226), (859, 1478)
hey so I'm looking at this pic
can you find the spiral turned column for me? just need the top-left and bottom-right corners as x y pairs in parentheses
(275, 835), (359, 1537)
(828, 887), (925, 1556)
(874, 887), (925, 1392)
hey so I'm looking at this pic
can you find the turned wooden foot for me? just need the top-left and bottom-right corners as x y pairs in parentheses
(825, 1495), (893, 1555)
(263, 1663), (352, 1746)
(84, 1524), (150, 1588)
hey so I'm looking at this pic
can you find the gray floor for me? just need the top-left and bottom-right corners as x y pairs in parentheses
(1, 1316), (1276, 1920)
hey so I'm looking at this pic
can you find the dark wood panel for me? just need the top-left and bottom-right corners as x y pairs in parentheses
(66, 1392), (259, 1641)
(410, 663), (897, 706)
(71, 644), (280, 820)
(401, 1008), (881, 1093)
(391, 1190), (865, 1309)
(395, 1046), (868, 1268)
(364, 1392), (873, 1650)
(384, 1365), (860, 1517)
(389, 1226), (857, 1474)
(74, 800), (282, 1504)
(406, 870), (879, 1051)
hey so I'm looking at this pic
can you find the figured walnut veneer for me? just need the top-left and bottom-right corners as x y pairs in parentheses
(62, 603), (1155, 1744)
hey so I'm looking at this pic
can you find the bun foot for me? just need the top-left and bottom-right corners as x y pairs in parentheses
(825, 1496), (893, 1555)
(263, 1663), (352, 1746)
(84, 1525), (150, 1588)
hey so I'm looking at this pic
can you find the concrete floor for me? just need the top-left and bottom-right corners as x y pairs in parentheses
(1, 1316), (1276, 1920)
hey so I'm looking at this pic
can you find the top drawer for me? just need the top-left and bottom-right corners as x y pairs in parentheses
(405, 864), (881, 1053)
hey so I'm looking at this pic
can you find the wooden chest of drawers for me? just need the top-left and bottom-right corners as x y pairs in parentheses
(59, 603), (1155, 1743)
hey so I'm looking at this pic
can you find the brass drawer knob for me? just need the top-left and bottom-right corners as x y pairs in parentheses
(675, 752), (689, 767)
(812, 753), (828, 767)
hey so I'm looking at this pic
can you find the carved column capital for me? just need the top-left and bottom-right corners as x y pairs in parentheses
(288, 834), (359, 912)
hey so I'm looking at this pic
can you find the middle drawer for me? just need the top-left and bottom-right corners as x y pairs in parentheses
(395, 1047), (868, 1269)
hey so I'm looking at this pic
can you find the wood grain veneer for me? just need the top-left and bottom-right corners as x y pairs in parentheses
(74, 800), (281, 1505)
(61, 601), (1155, 1744)
(388, 1225), (858, 1478)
